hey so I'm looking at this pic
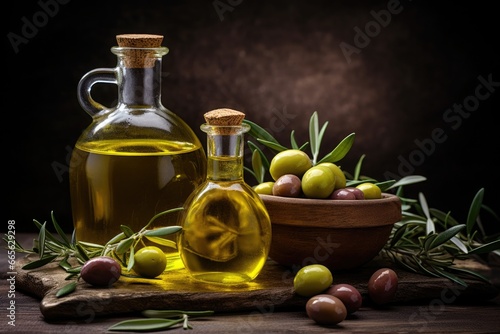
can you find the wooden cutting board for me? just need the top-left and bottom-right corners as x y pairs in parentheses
(14, 254), (498, 321)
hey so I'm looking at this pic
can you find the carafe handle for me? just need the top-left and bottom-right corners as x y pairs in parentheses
(77, 68), (117, 116)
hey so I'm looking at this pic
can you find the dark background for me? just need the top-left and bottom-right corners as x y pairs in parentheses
(4, 0), (499, 235)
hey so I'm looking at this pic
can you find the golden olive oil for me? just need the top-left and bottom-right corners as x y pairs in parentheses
(178, 118), (272, 284)
(72, 35), (208, 273)
(70, 139), (206, 269)
(179, 178), (271, 284)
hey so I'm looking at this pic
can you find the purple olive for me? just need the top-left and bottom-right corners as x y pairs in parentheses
(344, 187), (365, 199)
(80, 256), (121, 287)
(325, 283), (363, 314)
(368, 268), (398, 305)
(272, 174), (302, 197)
(306, 294), (347, 325)
(330, 188), (357, 200)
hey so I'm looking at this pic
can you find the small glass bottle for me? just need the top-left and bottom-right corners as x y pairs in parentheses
(178, 109), (272, 284)
(70, 34), (206, 270)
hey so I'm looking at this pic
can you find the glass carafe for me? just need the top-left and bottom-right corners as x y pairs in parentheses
(178, 109), (272, 284)
(70, 34), (206, 270)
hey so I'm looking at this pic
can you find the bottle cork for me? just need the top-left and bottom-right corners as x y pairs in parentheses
(116, 34), (164, 68)
(204, 108), (246, 135)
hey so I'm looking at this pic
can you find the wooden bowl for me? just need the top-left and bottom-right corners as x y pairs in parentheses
(260, 193), (401, 271)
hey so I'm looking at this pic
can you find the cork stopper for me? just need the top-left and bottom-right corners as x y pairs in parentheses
(203, 108), (246, 135)
(116, 34), (164, 68)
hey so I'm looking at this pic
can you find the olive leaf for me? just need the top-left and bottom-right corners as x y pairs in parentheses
(33, 219), (60, 245)
(108, 310), (215, 331)
(389, 224), (409, 248)
(142, 207), (184, 231)
(429, 225), (466, 250)
(429, 208), (460, 227)
(242, 119), (281, 146)
(50, 211), (71, 248)
(115, 238), (134, 255)
(58, 256), (72, 271)
(298, 142), (310, 151)
(77, 241), (105, 249)
(467, 239), (500, 255)
(423, 233), (438, 252)
(418, 192), (435, 235)
(375, 180), (396, 192)
(387, 175), (427, 190)
(120, 225), (135, 238)
(447, 266), (491, 283)
(466, 188), (484, 237)
(144, 236), (178, 249)
(143, 226), (182, 237)
(433, 266), (467, 286)
(450, 236), (468, 254)
(246, 140), (271, 185)
(251, 149), (265, 184)
(105, 232), (126, 246)
(70, 230), (76, 246)
(247, 141), (270, 170)
(38, 222), (47, 259)
(290, 130), (299, 149)
(75, 243), (90, 261)
(108, 318), (185, 332)
(255, 138), (288, 152)
(352, 154), (365, 181)
(56, 281), (77, 298)
(22, 254), (58, 270)
(127, 246), (135, 272)
(412, 255), (441, 278)
(316, 132), (355, 165)
(309, 111), (329, 165)
(65, 267), (82, 274)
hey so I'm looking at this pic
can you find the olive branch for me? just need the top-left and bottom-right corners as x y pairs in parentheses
(243, 111), (355, 184)
(3, 207), (183, 296)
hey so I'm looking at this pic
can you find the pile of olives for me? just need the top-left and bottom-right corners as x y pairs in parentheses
(253, 149), (382, 200)
(293, 264), (398, 326)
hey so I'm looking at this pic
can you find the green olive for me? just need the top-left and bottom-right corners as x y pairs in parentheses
(301, 166), (335, 199)
(253, 181), (275, 195)
(356, 182), (382, 199)
(293, 264), (333, 297)
(269, 149), (313, 181)
(133, 246), (167, 278)
(316, 162), (346, 190)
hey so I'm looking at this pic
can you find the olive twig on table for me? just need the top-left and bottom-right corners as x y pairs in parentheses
(2, 207), (185, 297)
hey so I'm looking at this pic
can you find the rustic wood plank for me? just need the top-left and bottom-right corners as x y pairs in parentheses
(3, 283), (500, 333)
(13, 253), (499, 321)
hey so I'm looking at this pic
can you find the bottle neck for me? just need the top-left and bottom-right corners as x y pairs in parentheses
(206, 132), (245, 182)
(117, 58), (163, 107)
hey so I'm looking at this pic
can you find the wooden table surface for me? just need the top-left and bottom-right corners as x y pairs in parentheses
(2, 234), (500, 333)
